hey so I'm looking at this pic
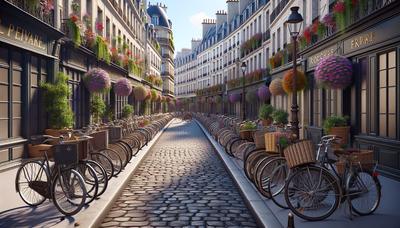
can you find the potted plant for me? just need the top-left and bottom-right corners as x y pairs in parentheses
(323, 115), (350, 146)
(259, 104), (274, 126)
(91, 95), (106, 124)
(122, 105), (134, 119)
(40, 72), (74, 137)
(84, 68), (111, 93)
(239, 121), (258, 141)
(272, 109), (289, 128)
(114, 78), (132, 97)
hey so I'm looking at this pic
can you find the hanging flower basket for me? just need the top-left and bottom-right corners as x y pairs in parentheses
(315, 55), (353, 89)
(269, 78), (285, 96)
(157, 94), (162, 102)
(245, 90), (257, 103)
(144, 89), (151, 101)
(133, 85), (147, 101)
(214, 96), (222, 104)
(114, 78), (132, 96)
(166, 97), (171, 103)
(257, 85), (271, 101)
(150, 89), (158, 101)
(282, 70), (307, 94)
(229, 93), (241, 103)
(84, 68), (111, 93)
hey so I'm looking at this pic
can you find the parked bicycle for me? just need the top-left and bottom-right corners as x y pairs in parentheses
(15, 135), (87, 216)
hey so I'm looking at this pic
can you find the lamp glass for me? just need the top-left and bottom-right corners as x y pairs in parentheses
(286, 7), (303, 37)
(241, 62), (247, 73)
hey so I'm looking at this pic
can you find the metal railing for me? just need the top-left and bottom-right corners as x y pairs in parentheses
(6, 0), (55, 26)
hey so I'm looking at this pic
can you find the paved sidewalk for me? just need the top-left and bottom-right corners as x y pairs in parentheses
(101, 120), (258, 227)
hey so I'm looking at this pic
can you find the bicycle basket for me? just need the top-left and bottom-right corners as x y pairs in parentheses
(109, 126), (122, 142)
(336, 149), (374, 174)
(53, 144), (79, 166)
(283, 140), (316, 169)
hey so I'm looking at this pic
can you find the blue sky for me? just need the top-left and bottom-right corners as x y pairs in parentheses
(151, 0), (227, 52)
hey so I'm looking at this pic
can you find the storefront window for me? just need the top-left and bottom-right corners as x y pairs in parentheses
(378, 51), (397, 138)
(313, 88), (321, 127)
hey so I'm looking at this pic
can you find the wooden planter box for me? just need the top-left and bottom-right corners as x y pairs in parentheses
(239, 130), (255, 141)
(329, 126), (350, 147)
(89, 130), (109, 151)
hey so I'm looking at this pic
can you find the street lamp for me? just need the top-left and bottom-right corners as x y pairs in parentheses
(286, 6), (303, 139)
(241, 62), (247, 121)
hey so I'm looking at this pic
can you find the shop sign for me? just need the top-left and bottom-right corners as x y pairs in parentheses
(0, 15), (48, 54)
(307, 45), (338, 70)
(344, 15), (400, 55)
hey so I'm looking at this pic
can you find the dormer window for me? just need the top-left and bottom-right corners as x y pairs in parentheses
(152, 16), (159, 25)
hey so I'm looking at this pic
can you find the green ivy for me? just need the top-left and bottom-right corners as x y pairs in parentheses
(67, 19), (81, 47)
(91, 95), (106, 124)
(122, 105), (134, 119)
(40, 72), (74, 129)
(95, 36), (110, 64)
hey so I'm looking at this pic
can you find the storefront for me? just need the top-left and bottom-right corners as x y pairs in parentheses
(0, 1), (63, 162)
(302, 3), (400, 179)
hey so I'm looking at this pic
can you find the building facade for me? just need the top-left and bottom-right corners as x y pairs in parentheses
(147, 3), (175, 102)
(0, 0), (171, 164)
(175, 0), (400, 179)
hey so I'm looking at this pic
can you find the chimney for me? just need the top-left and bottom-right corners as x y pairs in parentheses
(227, 0), (239, 23)
(216, 10), (227, 28)
(239, 0), (251, 13)
(160, 3), (167, 13)
(191, 39), (201, 50)
(202, 19), (216, 38)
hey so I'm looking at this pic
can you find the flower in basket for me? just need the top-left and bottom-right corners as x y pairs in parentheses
(84, 68), (111, 93)
(322, 13), (336, 28)
(114, 78), (132, 97)
(84, 28), (95, 48)
(315, 55), (353, 89)
(333, 1), (346, 31)
(257, 85), (271, 102)
(312, 20), (326, 38)
(166, 96), (171, 103)
(229, 93), (241, 103)
(133, 85), (147, 101)
(303, 26), (312, 44)
(240, 121), (257, 131)
(269, 78), (285, 96)
(70, 14), (79, 23)
(274, 51), (283, 67)
(282, 69), (307, 94)
(96, 22), (104, 32)
(144, 89), (151, 101)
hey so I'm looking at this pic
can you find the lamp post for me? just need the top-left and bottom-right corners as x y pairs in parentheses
(241, 62), (247, 121)
(208, 83), (211, 114)
(223, 77), (227, 115)
(286, 6), (303, 140)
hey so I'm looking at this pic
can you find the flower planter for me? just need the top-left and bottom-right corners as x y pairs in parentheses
(239, 130), (255, 141)
(28, 144), (53, 158)
(328, 126), (350, 147)
(261, 118), (273, 127)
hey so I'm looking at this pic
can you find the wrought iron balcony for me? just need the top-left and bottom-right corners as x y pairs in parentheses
(270, 0), (289, 24)
(6, 0), (55, 27)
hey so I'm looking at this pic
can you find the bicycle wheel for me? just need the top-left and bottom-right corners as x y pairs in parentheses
(255, 155), (281, 198)
(77, 161), (99, 205)
(52, 169), (87, 216)
(16, 160), (49, 206)
(100, 149), (123, 176)
(244, 150), (266, 182)
(268, 159), (290, 209)
(285, 165), (340, 221)
(86, 160), (108, 197)
(90, 153), (114, 181)
(347, 170), (381, 216)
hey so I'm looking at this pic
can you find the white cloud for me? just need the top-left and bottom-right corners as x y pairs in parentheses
(189, 12), (208, 28)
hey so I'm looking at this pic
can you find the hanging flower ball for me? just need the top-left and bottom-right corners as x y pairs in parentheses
(269, 78), (285, 96)
(157, 94), (162, 102)
(315, 55), (353, 89)
(257, 85), (271, 101)
(282, 69), (307, 94)
(144, 89), (151, 101)
(84, 68), (111, 93)
(214, 96), (222, 104)
(114, 78), (132, 96)
(229, 93), (241, 103)
(150, 89), (158, 101)
(245, 90), (257, 103)
(166, 96), (171, 103)
(133, 85), (147, 101)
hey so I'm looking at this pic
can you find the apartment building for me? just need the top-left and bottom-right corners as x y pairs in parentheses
(0, 0), (169, 163)
(175, 0), (400, 179)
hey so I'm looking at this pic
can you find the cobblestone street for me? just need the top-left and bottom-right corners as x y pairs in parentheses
(101, 120), (258, 227)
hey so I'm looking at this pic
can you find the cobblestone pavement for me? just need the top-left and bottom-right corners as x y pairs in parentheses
(101, 119), (258, 227)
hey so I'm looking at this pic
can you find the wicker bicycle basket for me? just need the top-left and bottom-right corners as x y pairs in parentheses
(283, 140), (316, 169)
(335, 149), (374, 175)
(53, 144), (79, 167)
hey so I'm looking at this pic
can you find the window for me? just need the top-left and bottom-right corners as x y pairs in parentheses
(152, 16), (159, 26)
(313, 88), (322, 127)
(378, 51), (397, 138)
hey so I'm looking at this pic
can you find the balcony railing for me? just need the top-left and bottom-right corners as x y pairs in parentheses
(6, 0), (55, 26)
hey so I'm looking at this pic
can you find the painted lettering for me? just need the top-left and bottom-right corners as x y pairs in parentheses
(7, 24), (14, 37)
(351, 32), (375, 49)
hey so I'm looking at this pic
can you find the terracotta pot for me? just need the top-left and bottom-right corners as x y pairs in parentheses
(262, 118), (272, 127)
(329, 126), (350, 147)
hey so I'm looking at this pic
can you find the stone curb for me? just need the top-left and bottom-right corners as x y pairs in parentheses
(195, 120), (284, 228)
(54, 119), (174, 228)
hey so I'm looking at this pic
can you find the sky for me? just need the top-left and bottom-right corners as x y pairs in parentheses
(150, 0), (227, 53)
